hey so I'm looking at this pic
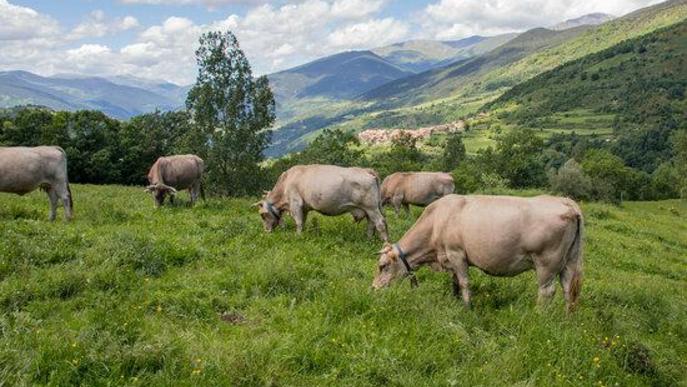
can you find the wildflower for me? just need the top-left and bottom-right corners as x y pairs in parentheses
(156, 305), (162, 312)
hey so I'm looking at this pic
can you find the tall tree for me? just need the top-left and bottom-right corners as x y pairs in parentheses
(441, 134), (466, 171)
(186, 31), (275, 196)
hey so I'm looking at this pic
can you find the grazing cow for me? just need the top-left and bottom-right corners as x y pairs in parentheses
(255, 164), (389, 241)
(372, 194), (584, 312)
(145, 155), (205, 207)
(381, 172), (454, 215)
(0, 146), (73, 221)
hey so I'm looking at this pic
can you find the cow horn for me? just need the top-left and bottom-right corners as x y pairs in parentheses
(251, 201), (262, 208)
(144, 185), (156, 193)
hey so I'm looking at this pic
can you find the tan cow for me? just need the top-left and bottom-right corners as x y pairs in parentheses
(0, 146), (73, 221)
(381, 172), (454, 215)
(372, 194), (584, 312)
(145, 155), (205, 207)
(256, 164), (389, 241)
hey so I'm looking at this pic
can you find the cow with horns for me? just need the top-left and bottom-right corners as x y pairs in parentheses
(145, 155), (205, 207)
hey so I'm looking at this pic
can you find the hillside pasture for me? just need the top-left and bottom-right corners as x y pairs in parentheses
(0, 185), (685, 385)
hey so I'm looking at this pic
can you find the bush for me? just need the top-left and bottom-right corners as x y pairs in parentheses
(440, 134), (466, 171)
(581, 149), (650, 202)
(548, 159), (593, 200)
(492, 128), (546, 188)
(298, 129), (363, 167)
(650, 162), (681, 199)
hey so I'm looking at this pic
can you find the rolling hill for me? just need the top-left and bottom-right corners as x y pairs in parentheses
(551, 13), (614, 30)
(0, 71), (189, 119)
(267, 51), (413, 103)
(266, 0), (687, 157)
(360, 25), (592, 106)
(371, 34), (517, 73)
(486, 19), (687, 171)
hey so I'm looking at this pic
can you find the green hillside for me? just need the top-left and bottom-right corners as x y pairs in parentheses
(371, 34), (517, 73)
(481, 0), (687, 95)
(487, 19), (687, 171)
(1, 185), (685, 385)
(269, 0), (687, 156)
(360, 26), (591, 106)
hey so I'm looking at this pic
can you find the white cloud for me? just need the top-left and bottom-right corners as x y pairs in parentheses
(0, 0), (667, 85)
(0, 0), (60, 41)
(68, 10), (139, 40)
(119, 0), (264, 7)
(421, 0), (664, 40)
(106, 0), (408, 83)
(327, 18), (408, 49)
(331, 0), (385, 19)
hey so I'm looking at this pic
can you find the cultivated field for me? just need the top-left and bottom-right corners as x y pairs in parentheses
(0, 185), (685, 385)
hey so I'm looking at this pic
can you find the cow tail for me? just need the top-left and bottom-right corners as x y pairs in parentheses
(67, 182), (73, 211)
(565, 210), (584, 313)
(57, 146), (74, 213)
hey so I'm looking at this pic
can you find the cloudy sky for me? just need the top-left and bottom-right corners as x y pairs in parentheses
(0, 0), (663, 85)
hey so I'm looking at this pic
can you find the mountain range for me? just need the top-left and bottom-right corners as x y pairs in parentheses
(0, 71), (189, 120)
(1, 2), (685, 157)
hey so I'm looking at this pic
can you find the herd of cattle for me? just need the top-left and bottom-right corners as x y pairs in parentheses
(0, 146), (584, 312)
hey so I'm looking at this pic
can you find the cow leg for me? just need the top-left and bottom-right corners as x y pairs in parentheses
(365, 209), (389, 242)
(190, 182), (201, 205)
(46, 188), (58, 222)
(391, 195), (403, 216)
(403, 203), (411, 216)
(535, 264), (558, 307)
(188, 187), (195, 206)
(290, 202), (306, 233)
(444, 249), (471, 307)
(55, 183), (73, 221)
(366, 215), (376, 239)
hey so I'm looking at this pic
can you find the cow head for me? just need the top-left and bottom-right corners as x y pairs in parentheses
(145, 183), (177, 207)
(372, 243), (406, 289)
(254, 200), (281, 232)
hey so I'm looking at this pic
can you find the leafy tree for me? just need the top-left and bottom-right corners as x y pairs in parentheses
(650, 162), (681, 200)
(58, 111), (123, 184)
(0, 108), (53, 146)
(119, 111), (192, 185)
(581, 149), (642, 202)
(548, 159), (592, 200)
(441, 134), (466, 171)
(299, 129), (362, 166)
(186, 30), (275, 196)
(493, 128), (546, 188)
(371, 132), (427, 177)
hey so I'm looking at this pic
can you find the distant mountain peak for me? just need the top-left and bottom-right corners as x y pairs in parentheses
(551, 13), (614, 30)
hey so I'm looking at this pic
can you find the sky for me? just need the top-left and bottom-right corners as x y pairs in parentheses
(0, 0), (664, 85)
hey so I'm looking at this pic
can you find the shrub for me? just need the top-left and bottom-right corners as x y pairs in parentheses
(548, 159), (593, 200)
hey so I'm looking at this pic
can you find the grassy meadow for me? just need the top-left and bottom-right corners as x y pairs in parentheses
(0, 185), (686, 386)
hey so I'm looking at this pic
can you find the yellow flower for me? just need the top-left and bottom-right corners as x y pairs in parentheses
(156, 305), (162, 312)
(593, 357), (600, 363)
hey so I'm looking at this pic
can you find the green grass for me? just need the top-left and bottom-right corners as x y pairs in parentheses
(1, 185), (686, 385)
